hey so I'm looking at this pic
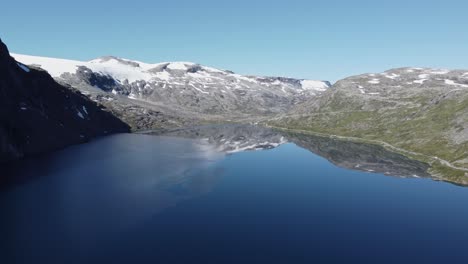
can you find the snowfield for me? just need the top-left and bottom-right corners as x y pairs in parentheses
(12, 53), (331, 94)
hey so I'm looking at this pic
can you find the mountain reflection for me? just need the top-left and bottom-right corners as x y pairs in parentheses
(290, 132), (432, 178)
(160, 124), (432, 179)
(159, 124), (287, 153)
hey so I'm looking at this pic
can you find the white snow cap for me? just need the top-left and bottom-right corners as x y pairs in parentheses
(300, 80), (330, 91)
(16, 62), (30, 72)
(12, 53), (210, 83)
(12, 53), (330, 95)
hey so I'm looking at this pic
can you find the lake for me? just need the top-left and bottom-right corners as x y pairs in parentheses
(1, 124), (468, 264)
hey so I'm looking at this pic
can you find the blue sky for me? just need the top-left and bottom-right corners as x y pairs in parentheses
(1, 0), (467, 82)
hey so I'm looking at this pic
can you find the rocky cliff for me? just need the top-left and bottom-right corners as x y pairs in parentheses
(0, 39), (130, 162)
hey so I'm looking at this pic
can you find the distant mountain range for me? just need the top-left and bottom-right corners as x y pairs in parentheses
(12, 53), (330, 130)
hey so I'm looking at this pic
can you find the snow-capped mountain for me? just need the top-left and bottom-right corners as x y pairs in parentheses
(12, 53), (330, 119)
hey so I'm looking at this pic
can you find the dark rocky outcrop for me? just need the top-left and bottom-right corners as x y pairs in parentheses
(0, 39), (130, 163)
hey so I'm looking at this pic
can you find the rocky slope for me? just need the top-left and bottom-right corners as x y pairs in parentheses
(269, 68), (468, 182)
(0, 39), (130, 163)
(12, 53), (330, 129)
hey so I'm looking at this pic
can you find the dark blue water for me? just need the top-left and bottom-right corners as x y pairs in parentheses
(1, 133), (468, 263)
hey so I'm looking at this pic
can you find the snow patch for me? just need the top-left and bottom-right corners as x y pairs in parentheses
(445, 79), (468, 88)
(368, 79), (380, 84)
(300, 80), (329, 91)
(187, 72), (210, 80)
(413, 79), (428, 84)
(358, 86), (379, 95)
(167, 62), (193, 70)
(357, 85), (365, 94)
(383, 73), (399, 79)
(418, 74), (429, 79)
(17, 62), (30, 72)
(431, 69), (449, 75)
(225, 137), (287, 154)
(13, 54), (78, 77)
(231, 74), (258, 83)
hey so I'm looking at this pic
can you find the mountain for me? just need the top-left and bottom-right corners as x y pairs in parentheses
(269, 67), (468, 183)
(12, 53), (330, 130)
(0, 39), (130, 163)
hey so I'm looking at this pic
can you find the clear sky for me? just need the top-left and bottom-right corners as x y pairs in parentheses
(1, 0), (467, 82)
